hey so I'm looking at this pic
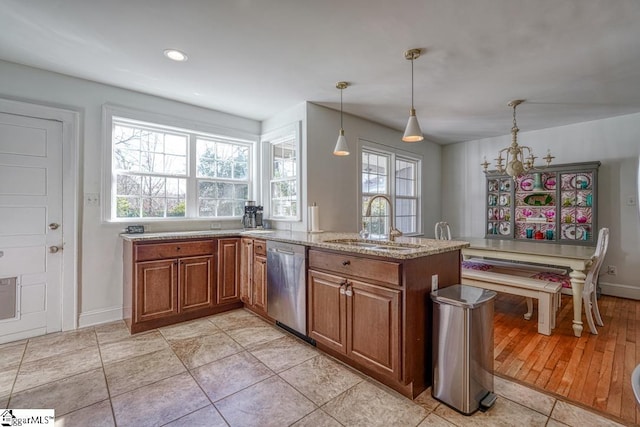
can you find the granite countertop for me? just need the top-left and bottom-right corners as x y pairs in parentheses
(121, 229), (469, 260)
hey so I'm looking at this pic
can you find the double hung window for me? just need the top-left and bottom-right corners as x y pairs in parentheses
(107, 113), (254, 221)
(263, 124), (300, 220)
(361, 144), (421, 236)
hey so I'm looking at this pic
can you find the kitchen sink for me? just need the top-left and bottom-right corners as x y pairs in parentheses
(324, 239), (422, 251)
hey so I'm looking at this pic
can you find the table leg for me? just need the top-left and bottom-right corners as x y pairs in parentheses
(569, 269), (586, 337)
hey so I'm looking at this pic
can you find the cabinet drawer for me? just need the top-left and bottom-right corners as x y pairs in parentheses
(135, 240), (215, 261)
(253, 239), (267, 256)
(309, 250), (401, 286)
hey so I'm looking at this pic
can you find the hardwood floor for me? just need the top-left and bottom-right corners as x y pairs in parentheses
(494, 292), (640, 425)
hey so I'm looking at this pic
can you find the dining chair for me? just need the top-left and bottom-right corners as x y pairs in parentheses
(525, 227), (609, 334)
(582, 227), (609, 333)
(434, 222), (452, 240)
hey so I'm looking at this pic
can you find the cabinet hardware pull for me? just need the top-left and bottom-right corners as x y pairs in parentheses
(342, 260), (350, 266)
(345, 285), (353, 297)
(176, 247), (181, 251)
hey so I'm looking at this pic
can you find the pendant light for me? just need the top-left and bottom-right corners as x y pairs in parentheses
(333, 81), (350, 156)
(402, 48), (424, 142)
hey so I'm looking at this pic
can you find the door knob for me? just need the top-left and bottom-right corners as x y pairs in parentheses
(49, 223), (60, 230)
(49, 245), (63, 253)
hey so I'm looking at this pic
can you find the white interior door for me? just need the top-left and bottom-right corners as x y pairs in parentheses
(0, 112), (63, 343)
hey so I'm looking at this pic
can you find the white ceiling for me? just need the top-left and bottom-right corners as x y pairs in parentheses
(1, 0), (639, 144)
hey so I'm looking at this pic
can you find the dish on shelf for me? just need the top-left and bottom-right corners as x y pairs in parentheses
(562, 224), (585, 240)
(521, 207), (533, 218)
(499, 194), (510, 206)
(488, 194), (498, 206)
(520, 177), (534, 191)
(500, 180), (512, 192)
(543, 209), (555, 219)
(570, 174), (591, 190)
(499, 222), (511, 235)
(488, 180), (498, 192)
(523, 193), (552, 206)
(499, 208), (505, 220)
(544, 177), (556, 190)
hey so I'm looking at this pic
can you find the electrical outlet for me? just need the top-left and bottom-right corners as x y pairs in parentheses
(431, 274), (439, 292)
(607, 265), (617, 275)
(85, 193), (100, 207)
(210, 222), (222, 230)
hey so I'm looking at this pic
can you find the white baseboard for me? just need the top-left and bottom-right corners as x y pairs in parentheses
(0, 327), (47, 345)
(599, 281), (640, 300)
(78, 306), (123, 328)
(562, 281), (640, 300)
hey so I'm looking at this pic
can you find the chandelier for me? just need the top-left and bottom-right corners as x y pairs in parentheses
(482, 99), (554, 180)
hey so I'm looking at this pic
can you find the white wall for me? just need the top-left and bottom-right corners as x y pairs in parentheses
(0, 60), (261, 326)
(305, 103), (442, 235)
(442, 113), (640, 298)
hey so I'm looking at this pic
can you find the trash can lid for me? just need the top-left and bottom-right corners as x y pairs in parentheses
(431, 284), (497, 308)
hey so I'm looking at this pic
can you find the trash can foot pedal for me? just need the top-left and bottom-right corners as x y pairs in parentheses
(479, 392), (497, 411)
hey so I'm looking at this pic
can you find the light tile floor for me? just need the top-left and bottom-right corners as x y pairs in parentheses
(0, 309), (627, 427)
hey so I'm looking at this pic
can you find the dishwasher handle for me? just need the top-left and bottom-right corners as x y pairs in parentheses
(271, 248), (296, 256)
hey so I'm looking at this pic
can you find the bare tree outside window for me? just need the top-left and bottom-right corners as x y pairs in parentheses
(109, 114), (255, 222)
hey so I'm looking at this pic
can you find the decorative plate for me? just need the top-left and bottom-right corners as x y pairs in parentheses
(499, 194), (510, 206)
(500, 180), (512, 192)
(524, 193), (553, 206)
(488, 180), (498, 192)
(562, 225), (585, 240)
(570, 174), (591, 190)
(499, 222), (511, 235)
(520, 177), (534, 191)
(544, 177), (556, 190)
(488, 194), (497, 206)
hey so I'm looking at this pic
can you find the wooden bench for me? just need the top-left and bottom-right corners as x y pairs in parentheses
(461, 263), (563, 335)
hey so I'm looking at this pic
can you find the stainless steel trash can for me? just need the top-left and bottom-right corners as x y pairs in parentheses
(431, 284), (497, 415)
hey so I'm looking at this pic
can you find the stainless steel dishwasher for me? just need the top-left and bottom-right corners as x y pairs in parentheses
(266, 241), (308, 338)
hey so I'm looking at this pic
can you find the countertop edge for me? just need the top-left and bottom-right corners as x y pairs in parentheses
(120, 230), (469, 260)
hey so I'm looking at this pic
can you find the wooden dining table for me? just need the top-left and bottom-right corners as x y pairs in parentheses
(457, 237), (595, 337)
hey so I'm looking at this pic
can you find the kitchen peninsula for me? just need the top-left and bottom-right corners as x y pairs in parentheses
(121, 230), (469, 398)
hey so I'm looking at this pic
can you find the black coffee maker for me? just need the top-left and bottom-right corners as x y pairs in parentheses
(242, 201), (263, 229)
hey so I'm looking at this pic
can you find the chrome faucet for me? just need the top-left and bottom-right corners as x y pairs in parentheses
(364, 195), (403, 241)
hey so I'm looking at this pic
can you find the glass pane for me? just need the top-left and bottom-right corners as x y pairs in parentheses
(234, 184), (248, 200)
(199, 181), (217, 198)
(116, 196), (140, 218)
(165, 155), (186, 175)
(199, 199), (216, 217)
(164, 134), (187, 156)
(167, 199), (185, 217)
(215, 160), (232, 178)
(233, 162), (248, 179)
(116, 175), (141, 196)
(197, 159), (215, 178)
(142, 197), (165, 217)
(141, 176), (165, 197)
(166, 178), (185, 197)
(217, 200), (234, 216)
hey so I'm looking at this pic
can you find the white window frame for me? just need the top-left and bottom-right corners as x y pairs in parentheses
(102, 105), (258, 223)
(358, 140), (422, 236)
(261, 123), (301, 221)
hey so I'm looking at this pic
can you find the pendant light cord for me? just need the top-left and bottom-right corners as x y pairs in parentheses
(340, 87), (344, 130)
(411, 56), (414, 109)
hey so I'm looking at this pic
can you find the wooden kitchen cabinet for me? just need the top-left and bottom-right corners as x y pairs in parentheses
(217, 238), (240, 304)
(308, 257), (401, 380)
(239, 237), (268, 317)
(123, 238), (242, 333)
(308, 247), (461, 399)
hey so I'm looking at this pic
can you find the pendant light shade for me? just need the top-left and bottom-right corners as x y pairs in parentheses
(402, 49), (424, 143)
(333, 81), (350, 156)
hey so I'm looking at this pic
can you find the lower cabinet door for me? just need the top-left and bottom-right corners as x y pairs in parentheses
(308, 270), (347, 354)
(348, 279), (401, 380)
(253, 254), (267, 312)
(217, 238), (241, 304)
(135, 259), (178, 323)
(240, 238), (253, 305)
(179, 255), (215, 312)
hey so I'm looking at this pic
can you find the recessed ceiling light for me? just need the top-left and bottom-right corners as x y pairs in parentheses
(163, 49), (188, 62)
